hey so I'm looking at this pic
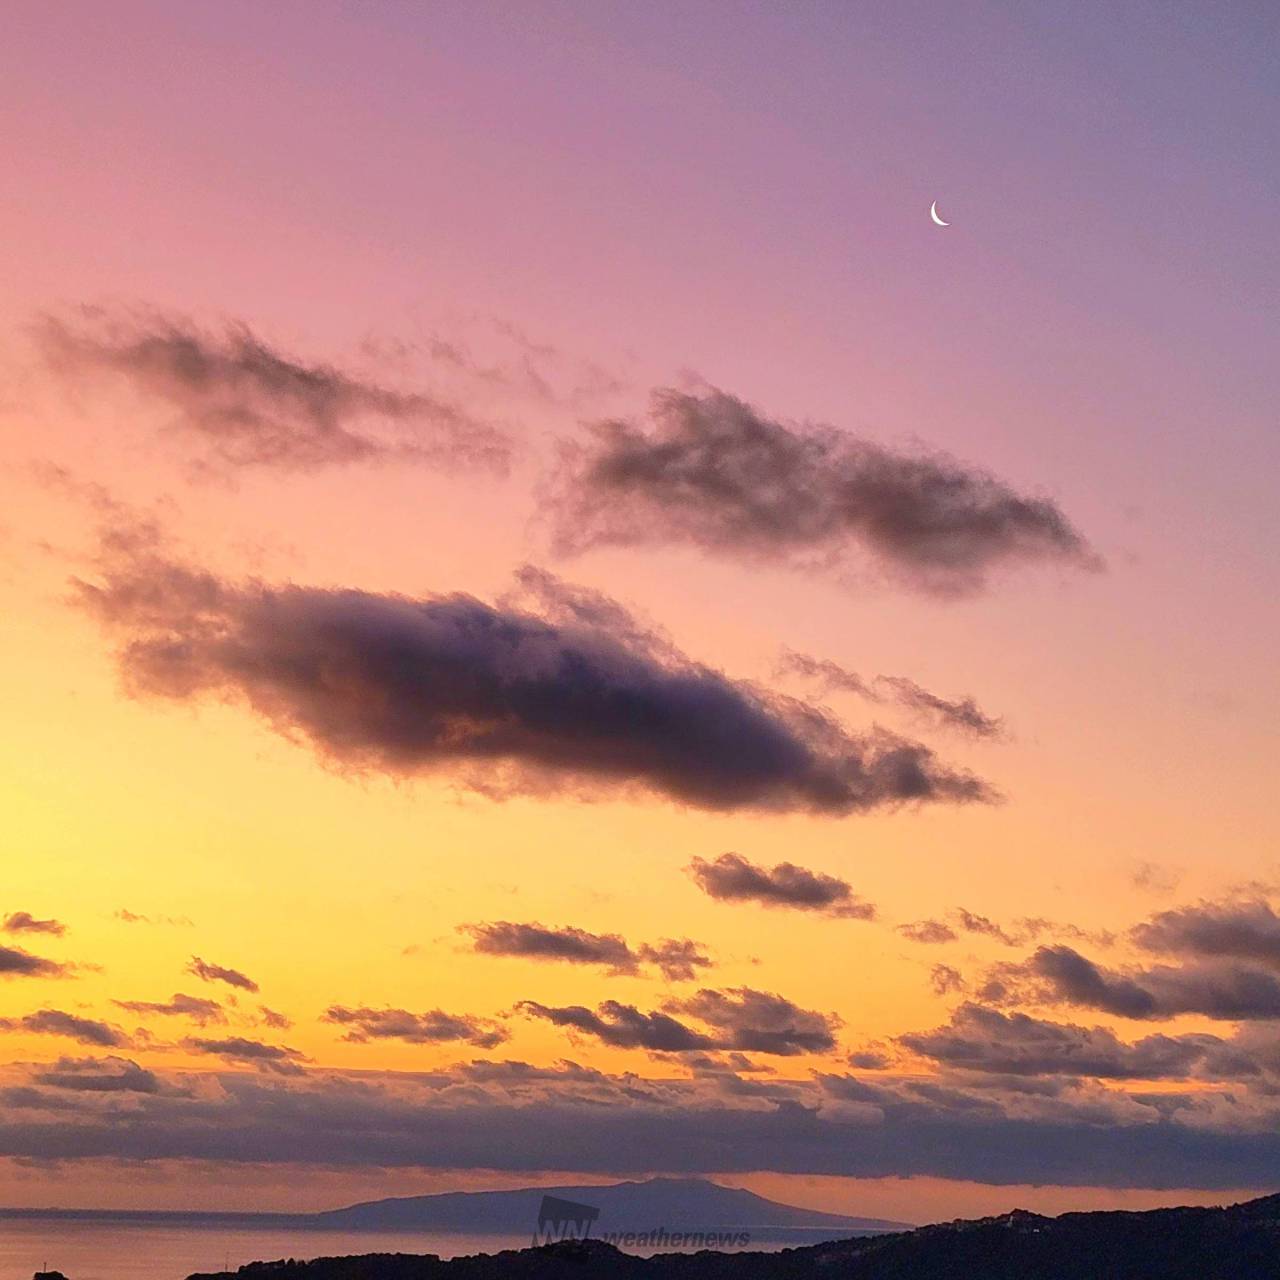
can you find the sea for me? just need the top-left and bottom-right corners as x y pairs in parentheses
(0, 1221), (797, 1280)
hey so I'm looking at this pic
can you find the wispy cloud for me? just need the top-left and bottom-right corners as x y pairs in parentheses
(37, 310), (512, 476)
(188, 957), (259, 994)
(545, 386), (1100, 597)
(323, 1006), (507, 1049)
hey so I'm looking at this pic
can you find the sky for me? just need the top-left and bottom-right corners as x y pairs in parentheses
(1, 0), (1279, 1224)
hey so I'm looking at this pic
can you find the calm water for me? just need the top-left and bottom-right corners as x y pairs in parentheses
(0, 1224), (527, 1280)
(0, 1222), (797, 1280)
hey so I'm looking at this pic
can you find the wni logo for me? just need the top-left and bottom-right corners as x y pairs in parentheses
(533, 1194), (601, 1244)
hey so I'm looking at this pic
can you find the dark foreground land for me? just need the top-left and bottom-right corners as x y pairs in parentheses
(186, 1192), (1280, 1280)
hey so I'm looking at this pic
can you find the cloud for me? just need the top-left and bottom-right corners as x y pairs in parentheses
(780, 652), (1004, 739)
(1, 1010), (128, 1048)
(900, 920), (960, 944)
(37, 311), (511, 476)
(114, 993), (226, 1026)
(323, 1006), (508, 1049)
(637, 939), (713, 983)
(545, 386), (1100, 597)
(115, 909), (193, 927)
(955, 909), (1020, 946)
(32, 1057), (161, 1094)
(931, 964), (967, 995)
(258, 1007), (292, 1030)
(670, 988), (841, 1057)
(4, 1055), (1280, 1189)
(464, 923), (636, 974)
(76, 533), (992, 816)
(1132, 899), (1280, 971)
(461, 922), (712, 982)
(3, 912), (66, 937)
(901, 1004), (1222, 1080)
(183, 1036), (308, 1075)
(517, 1001), (714, 1053)
(0, 945), (67, 979)
(522, 987), (843, 1058)
(187, 957), (259, 994)
(992, 945), (1280, 1021)
(687, 853), (875, 920)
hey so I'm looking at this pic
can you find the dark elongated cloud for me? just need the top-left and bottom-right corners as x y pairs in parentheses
(1, 1010), (128, 1047)
(546, 387), (1099, 596)
(463, 922), (713, 982)
(183, 1036), (307, 1075)
(0, 945), (67, 979)
(187, 957), (259, 993)
(902, 1004), (1222, 1080)
(1133, 899), (1280, 970)
(670, 987), (841, 1056)
(3, 912), (66, 937)
(76, 532), (992, 816)
(780, 652), (1004, 739)
(323, 1006), (508, 1049)
(518, 1000), (715, 1052)
(464, 923), (636, 974)
(524, 987), (843, 1057)
(114, 993), (225, 1025)
(37, 311), (510, 475)
(687, 852), (875, 920)
(32, 1056), (161, 1094)
(994, 945), (1280, 1021)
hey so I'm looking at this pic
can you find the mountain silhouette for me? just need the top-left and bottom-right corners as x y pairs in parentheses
(310, 1176), (905, 1235)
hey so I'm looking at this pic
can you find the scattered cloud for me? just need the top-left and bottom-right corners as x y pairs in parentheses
(0, 945), (69, 979)
(37, 310), (511, 476)
(1132, 899), (1280, 971)
(462, 921), (713, 982)
(900, 920), (959, 945)
(114, 993), (226, 1026)
(901, 1004), (1223, 1080)
(183, 1036), (307, 1075)
(545, 386), (1100, 597)
(671, 988), (841, 1057)
(323, 1006), (508, 1049)
(187, 957), (259, 994)
(988, 944), (1280, 1021)
(464, 923), (635, 974)
(3, 912), (66, 937)
(517, 1001), (714, 1053)
(688, 852), (875, 919)
(1, 1010), (128, 1048)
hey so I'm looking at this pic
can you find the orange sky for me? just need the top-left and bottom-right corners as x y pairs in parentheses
(1, 0), (1278, 1225)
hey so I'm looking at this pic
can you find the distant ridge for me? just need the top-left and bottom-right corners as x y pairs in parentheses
(309, 1176), (907, 1235)
(0, 1177), (907, 1239)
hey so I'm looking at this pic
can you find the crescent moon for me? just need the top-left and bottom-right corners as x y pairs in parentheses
(930, 200), (950, 227)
